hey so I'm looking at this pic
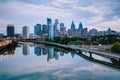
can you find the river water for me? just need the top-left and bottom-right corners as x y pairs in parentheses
(0, 42), (120, 80)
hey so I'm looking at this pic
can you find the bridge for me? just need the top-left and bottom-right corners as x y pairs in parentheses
(34, 41), (120, 60)
(20, 40), (120, 67)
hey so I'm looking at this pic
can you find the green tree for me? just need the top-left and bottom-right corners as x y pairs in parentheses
(111, 42), (120, 54)
(53, 37), (61, 43)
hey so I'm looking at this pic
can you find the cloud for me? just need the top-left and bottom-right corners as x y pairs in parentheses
(0, 0), (120, 34)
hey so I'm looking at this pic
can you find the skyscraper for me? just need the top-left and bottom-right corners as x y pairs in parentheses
(34, 24), (42, 36)
(47, 18), (55, 38)
(81, 28), (88, 37)
(42, 24), (48, 34)
(7, 24), (14, 37)
(54, 19), (59, 36)
(71, 21), (75, 30)
(60, 23), (66, 32)
(88, 28), (98, 37)
(78, 22), (83, 30)
(47, 18), (52, 25)
(22, 26), (29, 39)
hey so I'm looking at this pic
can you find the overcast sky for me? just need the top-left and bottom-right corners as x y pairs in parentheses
(0, 0), (120, 34)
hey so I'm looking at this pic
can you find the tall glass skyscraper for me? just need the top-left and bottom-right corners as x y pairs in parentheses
(42, 24), (48, 34)
(47, 18), (52, 25)
(71, 21), (75, 30)
(7, 24), (14, 37)
(78, 22), (83, 30)
(47, 18), (55, 38)
(34, 24), (42, 36)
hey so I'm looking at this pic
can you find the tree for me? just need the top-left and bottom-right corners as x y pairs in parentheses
(111, 42), (120, 54)
(53, 37), (61, 43)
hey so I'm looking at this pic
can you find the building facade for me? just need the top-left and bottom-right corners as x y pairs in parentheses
(7, 24), (14, 37)
(34, 24), (42, 37)
(22, 26), (29, 39)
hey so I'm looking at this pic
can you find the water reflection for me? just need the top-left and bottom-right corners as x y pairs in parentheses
(23, 43), (29, 56)
(0, 42), (120, 80)
(0, 47), (15, 62)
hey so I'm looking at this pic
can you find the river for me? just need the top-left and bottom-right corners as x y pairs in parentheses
(0, 42), (120, 80)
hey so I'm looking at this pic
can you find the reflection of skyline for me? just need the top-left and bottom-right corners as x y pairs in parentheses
(60, 52), (64, 56)
(34, 46), (42, 56)
(0, 49), (15, 62)
(23, 43), (29, 56)
(71, 52), (75, 58)
(47, 47), (59, 61)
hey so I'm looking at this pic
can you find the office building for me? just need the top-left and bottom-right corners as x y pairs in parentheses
(7, 24), (14, 37)
(34, 24), (42, 36)
(71, 21), (75, 30)
(22, 26), (29, 39)
(81, 28), (88, 37)
(47, 18), (55, 38)
(42, 24), (48, 34)
(54, 19), (59, 36)
(60, 23), (66, 33)
(78, 22), (83, 30)
(88, 28), (98, 37)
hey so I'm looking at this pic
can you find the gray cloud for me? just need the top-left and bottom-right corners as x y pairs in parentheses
(0, 0), (120, 34)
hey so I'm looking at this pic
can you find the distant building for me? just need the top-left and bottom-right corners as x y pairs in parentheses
(88, 28), (98, 37)
(71, 21), (75, 30)
(22, 26), (29, 39)
(42, 24), (48, 34)
(81, 28), (88, 37)
(78, 22), (83, 31)
(98, 31), (106, 36)
(29, 33), (36, 39)
(0, 33), (4, 37)
(105, 28), (117, 35)
(34, 24), (42, 37)
(14, 33), (21, 38)
(7, 24), (14, 37)
(118, 32), (120, 36)
(54, 19), (59, 36)
(47, 18), (55, 38)
(60, 23), (66, 34)
(67, 29), (74, 37)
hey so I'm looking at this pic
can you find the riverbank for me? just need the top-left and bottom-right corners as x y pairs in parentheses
(0, 40), (12, 50)
(0, 40), (18, 51)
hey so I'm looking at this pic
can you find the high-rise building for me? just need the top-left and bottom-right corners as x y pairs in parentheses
(49, 24), (54, 38)
(47, 18), (52, 25)
(67, 29), (74, 37)
(71, 21), (75, 30)
(22, 26), (29, 39)
(54, 19), (59, 36)
(60, 23), (66, 33)
(105, 28), (117, 35)
(34, 24), (42, 36)
(81, 28), (88, 37)
(42, 24), (48, 34)
(7, 24), (14, 37)
(78, 22), (83, 30)
(98, 31), (106, 36)
(47, 18), (55, 38)
(88, 28), (98, 37)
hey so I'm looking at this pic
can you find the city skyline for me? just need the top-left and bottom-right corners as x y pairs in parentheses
(0, 0), (120, 34)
